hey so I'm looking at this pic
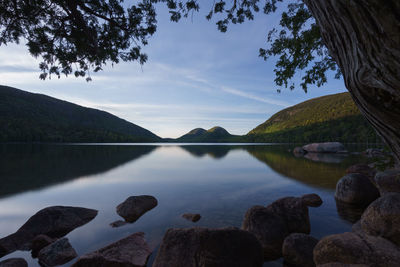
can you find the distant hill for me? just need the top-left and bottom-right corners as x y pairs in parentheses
(0, 85), (162, 142)
(246, 92), (380, 143)
(176, 126), (241, 142)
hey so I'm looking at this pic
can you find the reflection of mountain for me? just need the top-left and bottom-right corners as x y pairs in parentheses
(180, 145), (243, 159)
(0, 144), (156, 198)
(245, 146), (365, 190)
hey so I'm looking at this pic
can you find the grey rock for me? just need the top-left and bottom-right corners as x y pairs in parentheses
(363, 148), (385, 157)
(282, 233), (318, 267)
(182, 213), (201, 222)
(38, 238), (77, 266)
(72, 232), (151, 267)
(360, 193), (400, 246)
(351, 220), (362, 233)
(335, 173), (379, 205)
(302, 142), (346, 153)
(374, 169), (400, 195)
(346, 164), (376, 180)
(153, 227), (263, 267)
(313, 232), (400, 266)
(335, 199), (367, 224)
(31, 234), (56, 258)
(242, 205), (289, 260)
(0, 258), (27, 267)
(0, 206), (97, 257)
(109, 220), (128, 228)
(116, 195), (157, 223)
(301, 194), (323, 207)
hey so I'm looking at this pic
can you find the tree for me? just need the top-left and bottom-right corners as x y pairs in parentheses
(1, 0), (399, 164)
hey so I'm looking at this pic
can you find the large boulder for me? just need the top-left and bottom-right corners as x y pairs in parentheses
(0, 206), (97, 257)
(360, 193), (400, 246)
(243, 194), (322, 260)
(38, 238), (77, 266)
(116, 195), (157, 223)
(153, 227), (263, 267)
(72, 232), (151, 267)
(346, 164), (376, 180)
(31, 234), (56, 258)
(335, 174), (379, 205)
(282, 233), (318, 267)
(313, 232), (400, 266)
(374, 170), (400, 195)
(335, 199), (366, 224)
(302, 142), (346, 153)
(0, 258), (27, 267)
(242, 206), (289, 260)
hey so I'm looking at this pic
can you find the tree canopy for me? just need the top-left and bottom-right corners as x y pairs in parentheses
(0, 0), (339, 91)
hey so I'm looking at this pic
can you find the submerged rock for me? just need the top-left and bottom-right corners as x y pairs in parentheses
(374, 169), (400, 195)
(72, 232), (151, 267)
(242, 194), (322, 260)
(282, 233), (318, 267)
(0, 206), (97, 257)
(116, 195), (158, 223)
(313, 232), (400, 266)
(360, 193), (400, 246)
(31, 234), (56, 258)
(293, 147), (306, 156)
(182, 213), (201, 222)
(109, 220), (128, 228)
(0, 258), (27, 267)
(302, 142), (346, 153)
(153, 227), (263, 267)
(335, 174), (379, 205)
(38, 238), (77, 266)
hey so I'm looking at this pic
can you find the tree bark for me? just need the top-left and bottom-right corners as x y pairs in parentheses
(303, 0), (400, 164)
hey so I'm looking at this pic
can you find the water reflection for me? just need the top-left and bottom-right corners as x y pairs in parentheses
(0, 144), (156, 198)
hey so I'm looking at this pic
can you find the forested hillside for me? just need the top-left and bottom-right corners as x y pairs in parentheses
(246, 93), (380, 143)
(0, 85), (161, 142)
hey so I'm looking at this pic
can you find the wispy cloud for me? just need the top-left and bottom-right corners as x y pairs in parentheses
(221, 86), (291, 107)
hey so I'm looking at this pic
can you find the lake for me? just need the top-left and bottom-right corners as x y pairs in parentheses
(0, 143), (371, 266)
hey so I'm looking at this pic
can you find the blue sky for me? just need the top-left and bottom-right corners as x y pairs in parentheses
(0, 3), (346, 138)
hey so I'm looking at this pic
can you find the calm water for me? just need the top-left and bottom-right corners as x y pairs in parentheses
(0, 143), (371, 266)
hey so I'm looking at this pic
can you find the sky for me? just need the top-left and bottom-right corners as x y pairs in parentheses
(0, 3), (347, 138)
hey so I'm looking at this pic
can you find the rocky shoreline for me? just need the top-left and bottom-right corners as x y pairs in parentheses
(1, 142), (399, 266)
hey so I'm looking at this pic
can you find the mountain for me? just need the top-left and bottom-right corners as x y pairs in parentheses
(0, 85), (161, 142)
(246, 92), (380, 143)
(176, 126), (240, 142)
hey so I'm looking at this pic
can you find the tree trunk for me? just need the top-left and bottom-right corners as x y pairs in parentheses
(303, 0), (400, 164)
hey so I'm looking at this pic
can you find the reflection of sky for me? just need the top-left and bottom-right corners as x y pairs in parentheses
(0, 145), (353, 267)
(0, 4), (346, 138)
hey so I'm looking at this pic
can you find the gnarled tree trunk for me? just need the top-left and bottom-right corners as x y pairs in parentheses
(303, 0), (400, 164)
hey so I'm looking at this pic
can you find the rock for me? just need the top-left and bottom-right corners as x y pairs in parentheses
(0, 206), (97, 257)
(242, 194), (322, 261)
(153, 227), (263, 267)
(72, 232), (151, 267)
(360, 193), (400, 246)
(301, 194), (323, 207)
(304, 153), (347, 163)
(293, 147), (306, 156)
(38, 238), (77, 266)
(313, 232), (400, 266)
(282, 233), (318, 267)
(302, 142), (346, 153)
(0, 258), (28, 267)
(31, 234), (56, 258)
(116, 195), (157, 223)
(318, 264), (369, 267)
(109, 220), (128, 228)
(351, 220), (362, 233)
(346, 164), (376, 180)
(335, 199), (367, 224)
(182, 213), (201, 222)
(334, 173), (379, 205)
(242, 205), (289, 260)
(363, 148), (385, 157)
(374, 169), (400, 195)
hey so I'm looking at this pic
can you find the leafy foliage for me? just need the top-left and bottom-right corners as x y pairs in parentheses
(246, 92), (381, 143)
(0, 0), (338, 91)
(0, 85), (161, 142)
